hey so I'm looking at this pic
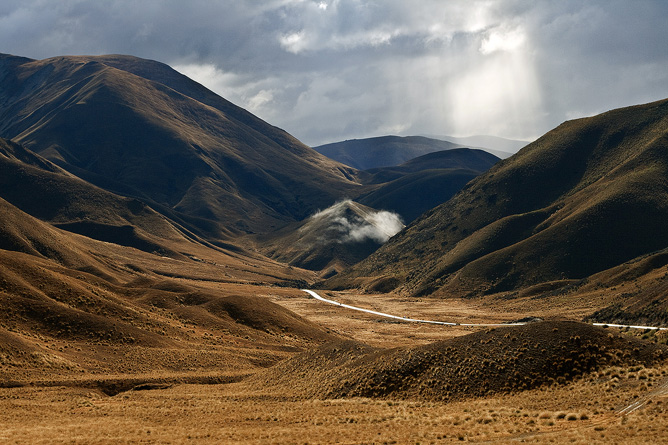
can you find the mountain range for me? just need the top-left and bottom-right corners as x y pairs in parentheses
(0, 53), (360, 238)
(0, 53), (506, 367)
(3, 52), (668, 441)
(425, 134), (528, 158)
(313, 135), (469, 169)
(328, 98), (668, 310)
(3, 52), (668, 317)
(313, 134), (522, 169)
(1, 53), (503, 276)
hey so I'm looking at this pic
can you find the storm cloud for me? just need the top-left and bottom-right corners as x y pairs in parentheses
(2, 0), (667, 146)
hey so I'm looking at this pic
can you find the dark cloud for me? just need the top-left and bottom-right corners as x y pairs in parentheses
(2, 0), (667, 147)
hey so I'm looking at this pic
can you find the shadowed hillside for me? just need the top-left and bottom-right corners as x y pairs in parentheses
(0, 53), (360, 237)
(313, 135), (467, 169)
(0, 137), (198, 254)
(329, 98), (668, 298)
(358, 149), (499, 222)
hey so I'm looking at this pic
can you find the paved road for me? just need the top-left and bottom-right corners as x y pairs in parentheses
(301, 289), (527, 327)
(592, 322), (668, 331)
(302, 289), (668, 330)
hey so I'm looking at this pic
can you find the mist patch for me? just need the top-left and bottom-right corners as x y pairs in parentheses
(308, 200), (404, 245)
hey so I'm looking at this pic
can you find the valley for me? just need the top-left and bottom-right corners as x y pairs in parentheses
(2, 281), (668, 443)
(1, 52), (668, 443)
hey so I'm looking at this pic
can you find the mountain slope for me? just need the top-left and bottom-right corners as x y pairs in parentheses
(329, 98), (668, 297)
(313, 135), (467, 169)
(357, 149), (499, 222)
(0, 137), (198, 254)
(0, 53), (360, 236)
(259, 200), (404, 275)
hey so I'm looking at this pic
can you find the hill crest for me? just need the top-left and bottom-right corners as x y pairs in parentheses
(313, 135), (467, 169)
(0, 53), (360, 236)
(328, 98), (668, 298)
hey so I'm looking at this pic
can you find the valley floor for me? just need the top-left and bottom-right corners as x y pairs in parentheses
(1, 362), (667, 443)
(2, 285), (668, 443)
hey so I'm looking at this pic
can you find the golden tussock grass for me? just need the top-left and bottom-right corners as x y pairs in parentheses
(1, 362), (667, 443)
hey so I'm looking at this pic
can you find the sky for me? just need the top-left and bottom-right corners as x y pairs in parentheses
(2, 0), (667, 147)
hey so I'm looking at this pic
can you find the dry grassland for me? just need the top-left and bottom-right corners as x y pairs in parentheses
(1, 362), (667, 443)
(2, 283), (668, 443)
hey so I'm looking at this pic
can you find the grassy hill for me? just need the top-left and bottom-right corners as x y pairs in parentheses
(0, 53), (360, 237)
(328, 98), (668, 299)
(248, 321), (667, 400)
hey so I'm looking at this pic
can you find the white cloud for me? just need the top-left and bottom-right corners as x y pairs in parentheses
(279, 31), (308, 54)
(309, 200), (404, 244)
(247, 89), (275, 112)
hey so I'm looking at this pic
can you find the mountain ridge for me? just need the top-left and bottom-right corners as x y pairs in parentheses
(0, 53), (361, 237)
(357, 148), (499, 223)
(313, 135), (468, 169)
(327, 98), (668, 298)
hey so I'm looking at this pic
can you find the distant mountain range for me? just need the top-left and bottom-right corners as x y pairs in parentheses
(313, 134), (524, 170)
(313, 135), (468, 169)
(424, 134), (528, 157)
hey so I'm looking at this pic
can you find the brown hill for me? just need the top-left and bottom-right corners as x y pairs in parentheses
(258, 200), (404, 275)
(329, 98), (668, 298)
(0, 53), (360, 237)
(0, 195), (337, 382)
(248, 321), (668, 401)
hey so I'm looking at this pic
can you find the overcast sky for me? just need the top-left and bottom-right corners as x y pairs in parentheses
(2, 0), (667, 147)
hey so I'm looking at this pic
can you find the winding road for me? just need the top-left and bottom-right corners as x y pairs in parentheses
(301, 289), (668, 330)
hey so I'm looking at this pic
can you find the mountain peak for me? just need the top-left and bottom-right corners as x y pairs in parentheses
(0, 53), (360, 237)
